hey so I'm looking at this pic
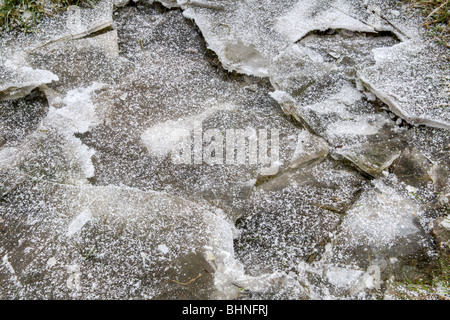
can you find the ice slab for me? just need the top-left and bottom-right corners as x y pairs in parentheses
(29, 30), (127, 96)
(0, 0), (448, 300)
(0, 89), (49, 146)
(289, 129), (329, 170)
(290, 176), (439, 299)
(235, 159), (367, 276)
(320, 177), (438, 286)
(177, 0), (448, 132)
(179, 0), (398, 77)
(359, 41), (450, 130)
(0, 179), (241, 299)
(269, 38), (406, 177)
(73, 5), (300, 218)
(0, 63), (58, 101)
(0, 1), (114, 98)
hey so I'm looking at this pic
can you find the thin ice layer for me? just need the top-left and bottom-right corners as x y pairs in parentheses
(0, 63), (58, 100)
(235, 159), (366, 277)
(0, 1), (113, 99)
(75, 4), (300, 218)
(269, 37), (406, 177)
(178, 0), (405, 77)
(318, 177), (438, 288)
(0, 179), (240, 299)
(359, 41), (450, 130)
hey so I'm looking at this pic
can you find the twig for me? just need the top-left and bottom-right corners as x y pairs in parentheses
(375, 192), (392, 204)
(426, 0), (449, 29)
(314, 203), (344, 214)
(246, 205), (257, 218)
(169, 273), (203, 286)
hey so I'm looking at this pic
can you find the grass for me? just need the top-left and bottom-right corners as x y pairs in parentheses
(404, 259), (450, 300)
(403, 0), (450, 46)
(0, 0), (96, 33)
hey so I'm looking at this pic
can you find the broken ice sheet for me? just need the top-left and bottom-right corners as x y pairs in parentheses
(181, 0), (296, 77)
(0, 89), (49, 146)
(396, 127), (450, 218)
(274, 0), (375, 43)
(0, 181), (240, 299)
(235, 159), (366, 277)
(0, 129), (96, 189)
(180, 0), (397, 76)
(0, 0), (114, 99)
(28, 30), (128, 96)
(0, 0), (113, 51)
(269, 42), (406, 177)
(44, 82), (109, 135)
(0, 0), (448, 300)
(288, 129), (329, 170)
(320, 177), (438, 287)
(359, 40), (450, 130)
(290, 176), (440, 299)
(75, 4), (299, 217)
(0, 80), (110, 193)
(0, 63), (59, 101)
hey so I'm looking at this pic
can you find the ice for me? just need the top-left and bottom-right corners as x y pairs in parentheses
(141, 121), (192, 158)
(0, 89), (49, 145)
(0, 177), (243, 299)
(359, 40), (450, 130)
(269, 38), (405, 176)
(274, 0), (375, 42)
(157, 244), (170, 254)
(314, 177), (439, 291)
(45, 82), (108, 134)
(0, 0), (448, 300)
(71, 4), (300, 219)
(235, 159), (367, 277)
(0, 1), (300, 299)
(150, 0), (179, 8)
(328, 266), (365, 290)
(180, 0), (294, 77)
(29, 30), (126, 96)
(140, 101), (237, 158)
(46, 257), (57, 269)
(0, 1), (114, 99)
(440, 218), (450, 230)
(289, 130), (329, 169)
(67, 209), (92, 237)
(176, 0), (448, 131)
(340, 180), (424, 244)
(35, 1), (113, 47)
(0, 64), (58, 101)
(178, 0), (396, 77)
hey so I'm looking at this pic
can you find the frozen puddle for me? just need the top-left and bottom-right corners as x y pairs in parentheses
(0, 0), (449, 299)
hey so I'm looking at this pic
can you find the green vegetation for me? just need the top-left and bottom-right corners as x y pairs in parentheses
(403, 0), (450, 46)
(403, 259), (450, 300)
(0, 0), (96, 33)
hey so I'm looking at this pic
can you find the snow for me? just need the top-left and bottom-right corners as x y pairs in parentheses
(157, 244), (170, 254)
(67, 209), (92, 237)
(45, 82), (107, 134)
